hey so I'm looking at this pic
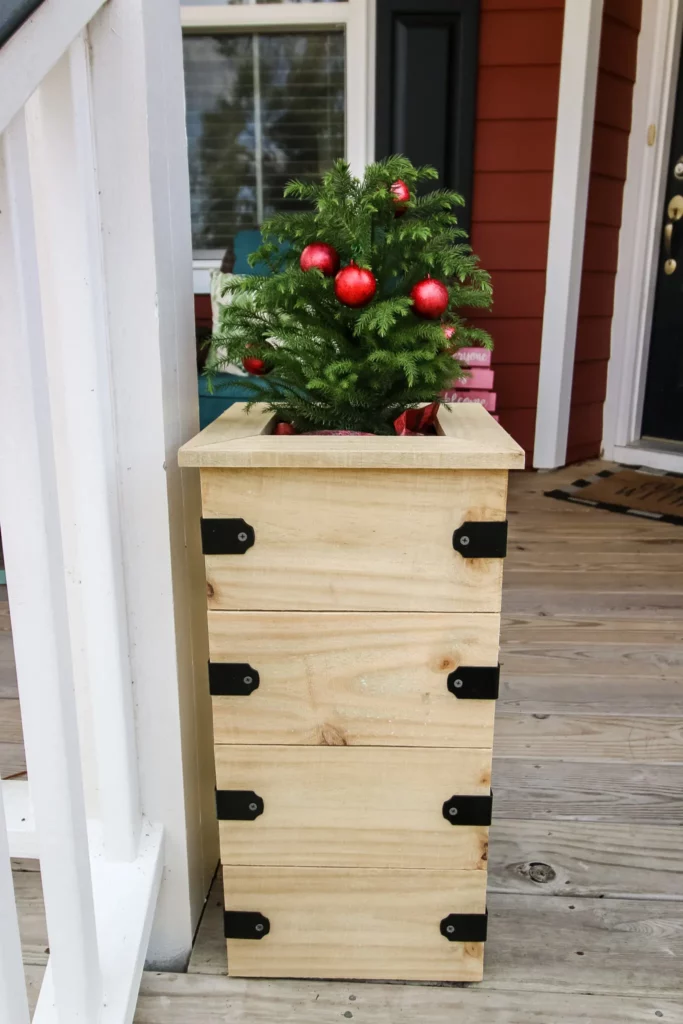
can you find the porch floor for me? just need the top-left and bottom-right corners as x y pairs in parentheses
(3, 460), (683, 1022)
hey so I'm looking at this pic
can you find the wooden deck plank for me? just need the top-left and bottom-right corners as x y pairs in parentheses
(499, 674), (683, 717)
(493, 712), (683, 762)
(492, 758), (683, 823)
(129, 970), (682, 1024)
(488, 820), (683, 900)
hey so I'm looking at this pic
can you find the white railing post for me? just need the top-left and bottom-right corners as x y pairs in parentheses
(0, 112), (102, 1021)
(0, 794), (30, 1024)
(86, 0), (218, 967)
(27, 37), (141, 863)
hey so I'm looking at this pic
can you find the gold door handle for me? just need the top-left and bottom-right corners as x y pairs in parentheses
(663, 195), (683, 272)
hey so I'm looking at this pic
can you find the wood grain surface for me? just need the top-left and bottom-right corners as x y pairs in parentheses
(215, 745), (491, 870)
(209, 611), (499, 747)
(202, 467), (508, 612)
(221, 865), (487, 981)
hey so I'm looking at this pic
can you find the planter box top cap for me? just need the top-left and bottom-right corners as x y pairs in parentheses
(179, 403), (524, 471)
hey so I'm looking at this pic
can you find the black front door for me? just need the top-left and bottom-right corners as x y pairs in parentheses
(374, 0), (479, 230)
(642, 52), (683, 442)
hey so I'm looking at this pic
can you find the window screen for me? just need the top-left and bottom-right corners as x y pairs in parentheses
(183, 31), (345, 256)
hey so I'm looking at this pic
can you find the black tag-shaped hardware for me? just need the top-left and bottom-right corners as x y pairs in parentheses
(442, 792), (493, 826)
(447, 665), (500, 700)
(216, 790), (264, 821)
(209, 662), (260, 696)
(453, 521), (507, 559)
(440, 911), (488, 943)
(201, 518), (255, 555)
(224, 911), (270, 940)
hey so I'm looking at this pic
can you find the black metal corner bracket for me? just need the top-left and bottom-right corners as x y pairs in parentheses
(442, 791), (493, 826)
(216, 790), (264, 821)
(224, 911), (270, 940)
(209, 662), (260, 696)
(201, 518), (255, 555)
(447, 664), (500, 700)
(440, 911), (488, 943)
(453, 521), (508, 559)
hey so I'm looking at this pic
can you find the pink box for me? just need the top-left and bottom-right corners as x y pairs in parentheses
(454, 367), (495, 390)
(454, 347), (492, 368)
(443, 390), (497, 412)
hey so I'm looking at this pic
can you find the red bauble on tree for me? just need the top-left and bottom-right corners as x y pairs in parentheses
(300, 241), (340, 277)
(242, 356), (269, 376)
(390, 179), (410, 217)
(411, 277), (449, 319)
(274, 421), (297, 435)
(334, 262), (377, 307)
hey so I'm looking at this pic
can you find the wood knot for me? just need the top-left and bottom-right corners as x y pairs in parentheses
(206, 581), (215, 599)
(438, 657), (456, 672)
(523, 861), (556, 884)
(320, 724), (348, 746)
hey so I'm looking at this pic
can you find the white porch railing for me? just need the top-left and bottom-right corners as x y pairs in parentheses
(0, 1), (216, 1021)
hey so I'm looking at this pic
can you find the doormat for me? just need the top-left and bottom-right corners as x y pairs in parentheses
(545, 467), (683, 525)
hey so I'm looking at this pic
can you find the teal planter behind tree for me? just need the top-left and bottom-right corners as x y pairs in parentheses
(198, 230), (273, 429)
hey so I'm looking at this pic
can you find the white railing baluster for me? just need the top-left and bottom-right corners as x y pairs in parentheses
(0, 796), (30, 1024)
(0, 112), (102, 1021)
(27, 37), (142, 864)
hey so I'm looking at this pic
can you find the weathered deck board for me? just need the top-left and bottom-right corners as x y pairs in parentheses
(129, 971), (682, 1024)
(492, 758), (683, 822)
(489, 820), (683, 899)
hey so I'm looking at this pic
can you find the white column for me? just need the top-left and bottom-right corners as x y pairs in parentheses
(0, 792), (30, 1024)
(86, 0), (218, 967)
(27, 38), (141, 863)
(347, 0), (371, 174)
(533, 0), (604, 469)
(0, 112), (102, 1021)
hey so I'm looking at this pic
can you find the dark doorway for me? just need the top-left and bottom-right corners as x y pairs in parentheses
(641, 46), (683, 442)
(374, 0), (480, 230)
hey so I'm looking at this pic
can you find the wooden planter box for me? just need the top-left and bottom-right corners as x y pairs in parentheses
(179, 402), (524, 982)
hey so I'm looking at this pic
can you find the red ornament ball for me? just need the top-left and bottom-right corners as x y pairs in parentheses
(334, 262), (377, 307)
(411, 277), (449, 319)
(390, 179), (410, 217)
(274, 422), (297, 435)
(300, 242), (340, 277)
(242, 356), (269, 376)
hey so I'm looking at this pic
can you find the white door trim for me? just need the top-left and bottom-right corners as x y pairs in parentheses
(532, 0), (604, 469)
(602, 0), (683, 465)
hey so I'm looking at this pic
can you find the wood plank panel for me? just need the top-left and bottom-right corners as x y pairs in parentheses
(202, 468), (508, 613)
(209, 611), (499, 747)
(215, 746), (491, 870)
(221, 866), (487, 981)
(492, 758), (683, 823)
(489, 820), (683, 900)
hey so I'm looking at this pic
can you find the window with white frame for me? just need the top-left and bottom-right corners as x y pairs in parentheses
(181, 1), (369, 268)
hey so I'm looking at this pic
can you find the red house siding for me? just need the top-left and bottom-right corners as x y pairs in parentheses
(468, 0), (564, 460)
(567, 0), (642, 463)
